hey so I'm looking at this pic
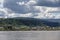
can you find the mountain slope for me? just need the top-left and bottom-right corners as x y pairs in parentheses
(0, 17), (60, 27)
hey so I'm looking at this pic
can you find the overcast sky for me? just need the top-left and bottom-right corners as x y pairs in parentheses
(0, 0), (60, 19)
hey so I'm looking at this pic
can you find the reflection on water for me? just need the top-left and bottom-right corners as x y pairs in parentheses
(0, 31), (60, 40)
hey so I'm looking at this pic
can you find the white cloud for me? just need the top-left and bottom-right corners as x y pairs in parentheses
(25, 0), (37, 6)
(0, 7), (32, 18)
(16, 2), (25, 6)
(6, 13), (33, 18)
(33, 13), (54, 19)
(0, 7), (14, 18)
(0, 0), (4, 8)
(16, 0), (37, 6)
(0, 6), (60, 19)
(19, 13), (32, 17)
(55, 15), (60, 19)
(33, 6), (60, 19)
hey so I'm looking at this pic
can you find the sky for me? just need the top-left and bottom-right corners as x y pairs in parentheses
(0, 0), (60, 19)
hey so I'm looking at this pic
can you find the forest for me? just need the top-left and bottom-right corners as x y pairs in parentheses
(0, 17), (60, 31)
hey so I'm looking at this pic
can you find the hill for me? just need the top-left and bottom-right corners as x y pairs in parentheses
(0, 17), (60, 27)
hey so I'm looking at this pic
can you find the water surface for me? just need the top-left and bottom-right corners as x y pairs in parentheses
(0, 31), (60, 40)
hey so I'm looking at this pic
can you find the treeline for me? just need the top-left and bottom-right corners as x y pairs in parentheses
(0, 18), (60, 27)
(0, 18), (45, 27)
(0, 18), (60, 31)
(0, 18), (46, 31)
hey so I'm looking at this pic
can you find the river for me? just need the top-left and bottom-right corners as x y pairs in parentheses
(0, 31), (60, 40)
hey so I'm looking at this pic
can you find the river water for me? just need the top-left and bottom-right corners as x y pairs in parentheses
(0, 31), (60, 40)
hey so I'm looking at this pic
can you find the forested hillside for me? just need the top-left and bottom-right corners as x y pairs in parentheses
(0, 17), (60, 27)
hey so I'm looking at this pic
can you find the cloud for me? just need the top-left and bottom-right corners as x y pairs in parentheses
(0, 0), (60, 19)
(0, 8), (14, 18)
(4, 0), (30, 13)
(6, 13), (33, 18)
(16, 0), (37, 6)
(0, 6), (60, 19)
(0, 8), (7, 18)
(0, 0), (4, 8)
(36, 0), (60, 7)
(4, 0), (39, 13)
(1, 6), (60, 19)
(33, 6), (60, 19)
(55, 15), (60, 19)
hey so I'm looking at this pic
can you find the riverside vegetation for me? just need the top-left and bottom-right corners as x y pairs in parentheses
(0, 18), (60, 31)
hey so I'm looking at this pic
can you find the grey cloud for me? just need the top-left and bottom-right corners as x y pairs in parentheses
(4, 0), (29, 13)
(48, 11), (60, 13)
(4, 0), (40, 14)
(0, 11), (6, 18)
(0, 11), (5, 16)
(3, 0), (60, 14)
(36, 0), (60, 7)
